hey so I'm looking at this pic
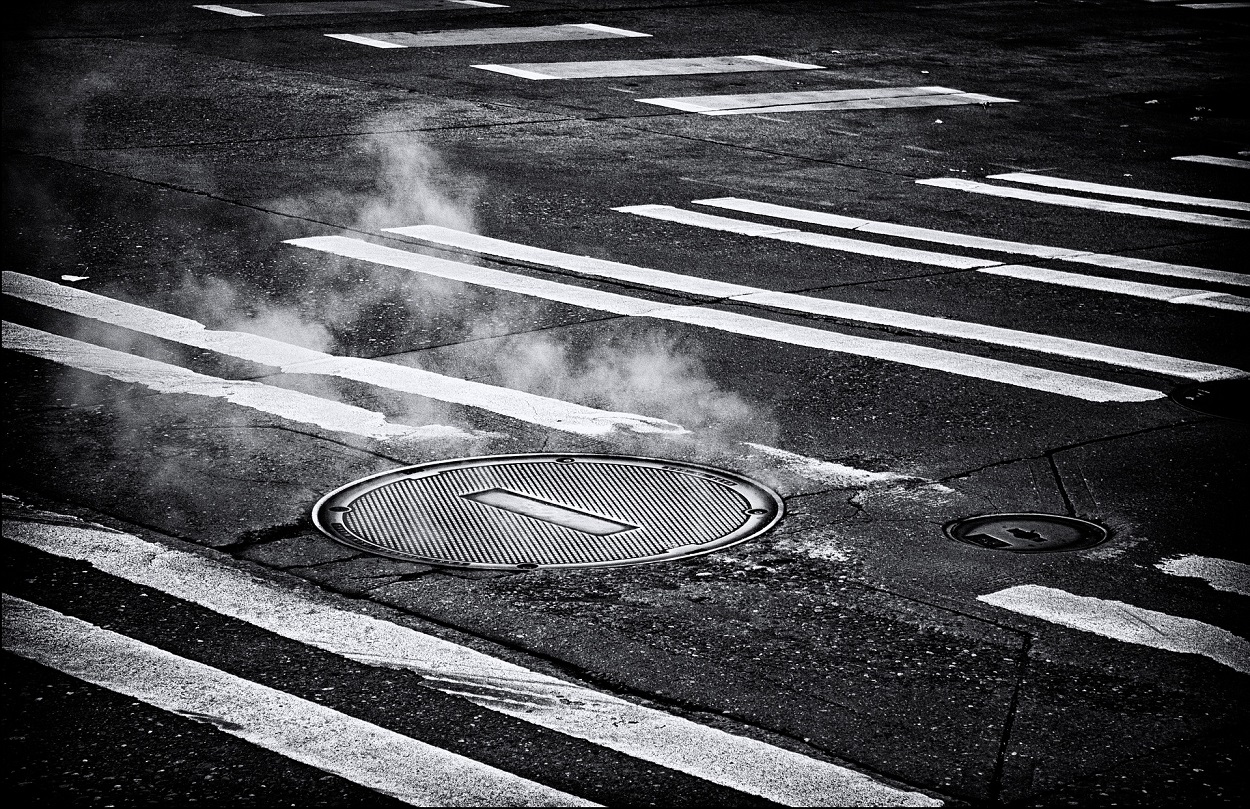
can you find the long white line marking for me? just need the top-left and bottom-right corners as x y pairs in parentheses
(0, 321), (475, 443)
(289, 236), (1164, 402)
(2, 272), (682, 438)
(692, 197), (1250, 288)
(1172, 155), (1250, 169)
(193, 4), (264, 15)
(5, 521), (942, 807)
(639, 87), (1015, 116)
(472, 56), (823, 80)
(614, 205), (1000, 269)
(326, 24), (650, 49)
(988, 172), (1250, 213)
(978, 585), (1250, 674)
(1179, 3), (1250, 8)
(1156, 555), (1250, 597)
(978, 265), (1250, 312)
(918, 178), (1250, 229)
(695, 93), (1017, 116)
(387, 226), (1245, 382)
(2, 595), (593, 808)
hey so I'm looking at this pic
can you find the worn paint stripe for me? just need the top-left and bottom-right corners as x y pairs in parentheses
(330, 24), (650, 48)
(1, 272), (683, 438)
(988, 172), (1250, 212)
(1179, 3), (1250, 8)
(692, 197), (1250, 287)
(2, 595), (592, 808)
(325, 33), (408, 48)
(193, 4), (264, 15)
(695, 92), (1017, 116)
(614, 205), (998, 269)
(0, 321), (476, 442)
(289, 237), (1164, 402)
(978, 265), (1250, 312)
(1172, 155), (1250, 169)
(1156, 555), (1250, 597)
(978, 585), (1250, 675)
(471, 56), (823, 80)
(4, 521), (942, 808)
(638, 86), (965, 112)
(387, 226), (1243, 382)
(918, 178), (1250, 229)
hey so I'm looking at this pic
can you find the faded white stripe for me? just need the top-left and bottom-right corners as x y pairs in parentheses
(2, 595), (592, 808)
(568, 23), (652, 37)
(193, 5), (264, 16)
(332, 24), (650, 48)
(695, 93), (1017, 116)
(1156, 555), (1250, 597)
(1172, 155), (1250, 170)
(5, 521), (942, 808)
(978, 585), (1250, 675)
(470, 63), (560, 80)
(614, 205), (998, 269)
(918, 178), (1250, 230)
(0, 321), (472, 442)
(325, 33), (408, 48)
(1, 272), (683, 438)
(387, 226), (1244, 382)
(639, 87), (966, 113)
(692, 197), (1250, 287)
(988, 172), (1250, 212)
(471, 56), (823, 80)
(979, 266), (1250, 312)
(290, 237), (1164, 402)
(1179, 3), (1250, 8)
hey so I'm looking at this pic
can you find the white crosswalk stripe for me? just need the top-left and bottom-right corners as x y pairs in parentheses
(918, 177), (1250, 229)
(1, 321), (477, 443)
(637, 86), (1017, 115)
(4, 594), (594, 808)
(326, 24), (650, 49)
(472, 55), (824, 80)
(986, 172), (1250, 212)
(1172, 154), (1250, 169)
(387, 225), (1245, 382)
(194, 1), (506, 16)
(6, 520), (944, 807)
(690, 197), (1250, 287)
(289, 235), (1167, 402)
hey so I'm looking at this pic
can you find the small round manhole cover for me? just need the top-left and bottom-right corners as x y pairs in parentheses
(312, 454), (784, 570)
(1171, 378), (1249, 421)
(944, 513), (1108, 553)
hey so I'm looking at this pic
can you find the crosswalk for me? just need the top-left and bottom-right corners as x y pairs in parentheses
(195, 1), (507, 17)
(327, 23), (650, 49)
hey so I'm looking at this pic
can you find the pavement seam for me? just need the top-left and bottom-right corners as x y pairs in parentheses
(988, 636), (1033, 804)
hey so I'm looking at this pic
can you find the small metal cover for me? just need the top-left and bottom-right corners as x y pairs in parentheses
(944, 513), (1108, 553)
(1171, 378), (1249, 421)
(312, 454), (784, 570)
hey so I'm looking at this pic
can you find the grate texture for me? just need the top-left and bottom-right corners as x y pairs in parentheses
(314, 455), (783, 569)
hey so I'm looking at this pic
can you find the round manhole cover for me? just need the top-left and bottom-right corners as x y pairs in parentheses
(1171, 378), (1249, 421)
(312, 454), (784, 570)
(944, 513), (1108, 553)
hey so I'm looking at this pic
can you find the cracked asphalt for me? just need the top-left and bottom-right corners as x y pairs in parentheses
(4, 0), (1249, 806)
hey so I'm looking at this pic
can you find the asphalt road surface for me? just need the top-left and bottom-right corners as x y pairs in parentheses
(4, 1), (1249, 806)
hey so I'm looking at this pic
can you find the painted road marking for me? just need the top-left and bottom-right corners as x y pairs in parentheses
(987, 172), (1250, 213)
(1156, 555), (1250, 597)
(289, 236), (1165, 402)
(978, 585), (1250, 675)
(463, 489), (637, 536)
(194, 1), (505, 16)
(326, 24), (649, 49)
(918, 177), (1250, 230)
(692, 197), (1250, 288)
(472, 55), (823, 80)
(621, 204), (1250, 312)
(1173, 155), (1250, 169)
(1, 271), (684, 438)
(3, 595), (593, 808)
(638, 86), (1016, 115)
(1179, 3), (1250, 8)
(5, 520), (942, 807)
(388, 225), (1245, 382)
(0, 321), (477, 443)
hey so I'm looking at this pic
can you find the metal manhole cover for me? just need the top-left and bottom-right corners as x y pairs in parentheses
(1171, 378), (1249, 421)
(944, 513), (1108, 553)
(312, 454), (784, 570)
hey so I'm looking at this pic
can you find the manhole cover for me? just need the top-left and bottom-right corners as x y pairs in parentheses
(944, 513), (1108, 553)
(312, 454), (784, 570)
(1171, 378), (1249, 421)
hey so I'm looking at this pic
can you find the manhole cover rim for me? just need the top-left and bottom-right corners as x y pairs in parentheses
(312, 453), (785, 570)
(943, 512), (1109, 554)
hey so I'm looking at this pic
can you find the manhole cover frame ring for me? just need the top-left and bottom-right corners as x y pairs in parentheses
(943, 511), (1110, 554)
(312, 453), (785, 570)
